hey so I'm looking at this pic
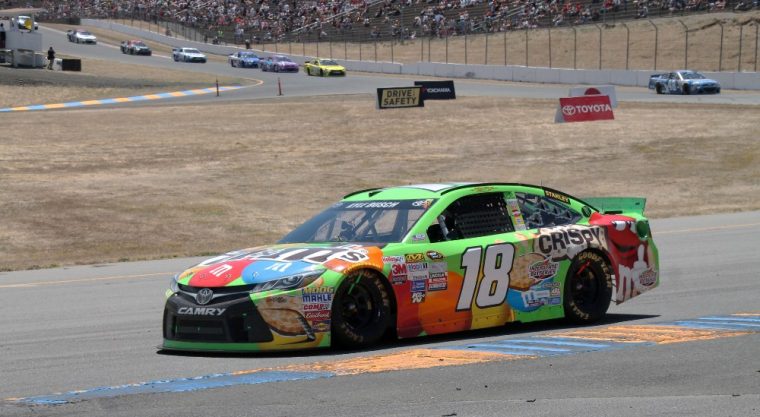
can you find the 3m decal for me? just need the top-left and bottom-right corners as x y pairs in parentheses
(457, 243), (515, 311)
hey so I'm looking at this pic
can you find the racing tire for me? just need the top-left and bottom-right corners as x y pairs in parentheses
(331, 270), (393, 348)
(563, 251), (612, 324)
(683, 85), (691, 95)
(655, 84), (663, 94)
(320, 69), (324, 77)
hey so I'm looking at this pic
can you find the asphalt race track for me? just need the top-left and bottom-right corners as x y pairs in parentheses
(1, 26), (759, 417)
(35, 26), (760, 108)
(1, 211), (759, 416)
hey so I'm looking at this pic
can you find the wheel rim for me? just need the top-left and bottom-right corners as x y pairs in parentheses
(570, 261), (600, 309)
(339, 282), (377, 331)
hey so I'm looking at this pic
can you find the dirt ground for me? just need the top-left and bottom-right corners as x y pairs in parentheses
(1, 93), (758, 271)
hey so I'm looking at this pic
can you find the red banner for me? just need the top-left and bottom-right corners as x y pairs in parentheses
(557, 95), (615, 123)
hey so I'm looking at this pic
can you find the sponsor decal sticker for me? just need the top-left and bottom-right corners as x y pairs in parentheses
(426, 251), (444, 260)
(528, 257), (559, 281)
(428, 276), (448, 291)
(544, 190), (570, 204)
(411, 280), (427, 292)
(405, 253), (425, 263)
(411, 291), (426, 304)
(383, 255), (405, 264)
(177, 307), (227, 316)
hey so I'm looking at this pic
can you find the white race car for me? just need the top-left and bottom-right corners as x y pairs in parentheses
(172, 47), (207, 63)
(67, 29), (97, 44)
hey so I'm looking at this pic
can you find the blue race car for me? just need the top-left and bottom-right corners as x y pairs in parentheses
(648, 70), (721, 95)
(228, 51), (261, 68)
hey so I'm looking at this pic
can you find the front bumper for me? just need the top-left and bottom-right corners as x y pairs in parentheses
(162, 286), (331, 352)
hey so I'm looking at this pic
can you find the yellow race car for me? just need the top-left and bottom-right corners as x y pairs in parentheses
(304, 58), (346, 77)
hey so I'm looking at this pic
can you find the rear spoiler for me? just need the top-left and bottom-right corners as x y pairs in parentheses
(583, 197), (647, 216)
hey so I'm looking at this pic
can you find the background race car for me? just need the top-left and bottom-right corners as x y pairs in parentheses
(260, 55), (299, 72)
(172, 47), (206, 63)
(304, 58), (346, 76)
(162, 183), (659, 353)
(228, 51), (261, 68)
(66, 29), (97, 44)
(648, 70), (721, 95)
(120, 40), (152, 56)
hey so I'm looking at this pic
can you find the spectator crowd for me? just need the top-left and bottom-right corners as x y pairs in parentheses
(13, 0), (758, 43)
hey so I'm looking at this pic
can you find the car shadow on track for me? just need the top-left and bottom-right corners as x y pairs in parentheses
(156, 313), (659, 359)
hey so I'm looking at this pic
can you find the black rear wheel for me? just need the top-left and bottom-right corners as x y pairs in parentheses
(563, 251), (612, 324)
(331, 270), (392, 348)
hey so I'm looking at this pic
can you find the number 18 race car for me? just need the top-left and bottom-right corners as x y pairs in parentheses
(162, 183), (659, 352)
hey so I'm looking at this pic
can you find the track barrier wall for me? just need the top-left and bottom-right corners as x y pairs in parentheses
(83, 19), (760, 90)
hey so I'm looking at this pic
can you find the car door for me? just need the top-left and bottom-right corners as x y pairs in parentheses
(667, 72), (678, 93)
(394, 191), (519, 338)
(511, 190), (588, 316)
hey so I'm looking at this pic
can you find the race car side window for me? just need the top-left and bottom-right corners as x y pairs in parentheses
(430, 192), (514, 242)
(515, 192), (581, 229)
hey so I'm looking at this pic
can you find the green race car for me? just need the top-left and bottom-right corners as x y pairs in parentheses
(162, 183), (659, 352)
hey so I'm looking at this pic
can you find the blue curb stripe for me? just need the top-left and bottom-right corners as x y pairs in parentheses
(443, 337), (640, 357)
(0, 86), (243, 113)
(13, 370), (334, 405)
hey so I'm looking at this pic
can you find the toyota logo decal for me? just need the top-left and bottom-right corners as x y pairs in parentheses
(561, 105), (576, 116)
(196, 288), (214, 305)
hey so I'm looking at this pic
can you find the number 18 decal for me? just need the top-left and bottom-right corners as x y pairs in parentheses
(456, 243), (514, 311)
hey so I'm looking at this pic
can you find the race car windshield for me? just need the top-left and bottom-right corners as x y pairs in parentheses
(241, 52), (258, 57)
(279, 199), (436, 244)
(681, 72), (705, 80)
(186, 49), (201, 54)
(321, 59), (338, 65)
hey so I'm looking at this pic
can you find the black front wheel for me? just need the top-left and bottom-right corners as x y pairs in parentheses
(563, 251), (612, 324)
(331, 270), (392, 348)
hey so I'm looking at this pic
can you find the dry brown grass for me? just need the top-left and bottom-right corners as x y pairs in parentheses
(1, 95), (758, 270)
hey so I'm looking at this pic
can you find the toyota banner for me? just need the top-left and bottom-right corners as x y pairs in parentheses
(555, 95), (615, 123)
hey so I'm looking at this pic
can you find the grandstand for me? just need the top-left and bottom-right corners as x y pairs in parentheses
(9, 0), (757, 46)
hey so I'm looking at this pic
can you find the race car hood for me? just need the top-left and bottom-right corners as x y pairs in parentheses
(243, 57), (259, 62)
(321, 64), (345, 71)
(77, 34), (96, 40)
(177, 244), (383, 288)
(184, 52), (206, 58)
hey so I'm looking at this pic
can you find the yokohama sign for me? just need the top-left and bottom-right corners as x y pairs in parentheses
(555, 95), (615, 123)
